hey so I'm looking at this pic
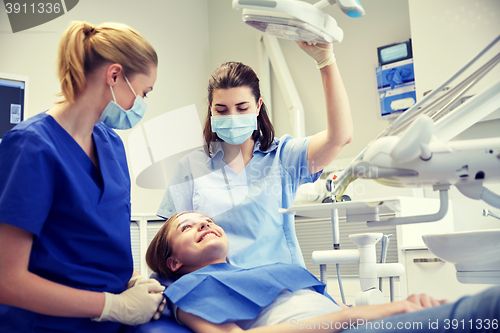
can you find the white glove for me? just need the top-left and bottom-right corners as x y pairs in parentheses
(127, 276), (167, 320)
(126, 275), (149, 289)
(296, 41), (336, 69)
(94, 280), (165, 326)
(153, 298), (167, 320)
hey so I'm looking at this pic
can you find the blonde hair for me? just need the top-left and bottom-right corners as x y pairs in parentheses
(56, 21), (158, 104)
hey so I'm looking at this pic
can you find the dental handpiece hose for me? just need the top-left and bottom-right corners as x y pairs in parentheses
(329, 175), (345, 304)
(332, 207), (345, 304)
(379, 235), (388, 291)
(379, 235), (393, 298)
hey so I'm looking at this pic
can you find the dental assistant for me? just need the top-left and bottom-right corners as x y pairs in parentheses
(158, 42), (352, 269)
(0, 21), (164, 332)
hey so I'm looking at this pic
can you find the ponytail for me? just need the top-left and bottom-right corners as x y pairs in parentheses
(56, 21), (157, 104)
(57, 22), (92, 103)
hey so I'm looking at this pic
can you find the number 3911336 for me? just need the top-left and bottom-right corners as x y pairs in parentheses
(5, 2), (62, 14)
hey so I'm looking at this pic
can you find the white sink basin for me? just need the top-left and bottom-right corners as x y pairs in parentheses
(422, 229), (500, 284)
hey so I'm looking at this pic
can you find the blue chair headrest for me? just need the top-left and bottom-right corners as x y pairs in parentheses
(150, 272), (176, 318)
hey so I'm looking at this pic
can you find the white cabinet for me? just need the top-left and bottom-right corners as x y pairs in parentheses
(404, 249), (493, 302)
(396, 198), (495, 301)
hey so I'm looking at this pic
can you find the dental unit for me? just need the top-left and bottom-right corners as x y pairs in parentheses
(334, 34), (500, 216)
(328, 34), (500, 286)
(281, 34), (500, 305)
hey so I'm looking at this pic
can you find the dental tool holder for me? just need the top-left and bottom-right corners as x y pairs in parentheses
(312, 232), (405, 306)
(483, 209), (500, 220)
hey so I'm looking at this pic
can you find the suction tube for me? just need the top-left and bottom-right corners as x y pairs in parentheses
(336, 264), (346, 305)
(481, 187), (500, 210)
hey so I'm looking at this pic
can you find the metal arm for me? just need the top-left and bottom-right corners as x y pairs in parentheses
(483, 209), (500, 220)
(368, 185), (450, 227)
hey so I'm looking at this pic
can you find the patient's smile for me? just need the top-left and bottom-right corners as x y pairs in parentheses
(170, 212), (229, 269)
(199, 231), (219, 242)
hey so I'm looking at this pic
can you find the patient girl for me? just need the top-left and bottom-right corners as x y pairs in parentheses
(146, 212), (500, 333)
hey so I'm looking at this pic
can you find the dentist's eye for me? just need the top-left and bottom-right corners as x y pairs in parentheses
(237, 108), (249, 112)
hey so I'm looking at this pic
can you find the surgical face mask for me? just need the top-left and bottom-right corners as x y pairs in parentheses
(211, 114), (257, 145)
(99, 76), (147, 130)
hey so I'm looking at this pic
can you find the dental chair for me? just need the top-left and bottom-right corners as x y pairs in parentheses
(135, 318), (192, 333)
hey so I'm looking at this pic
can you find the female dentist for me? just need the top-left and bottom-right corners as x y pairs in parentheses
(0, 21), (164, 332)
(157, 42), (352, 269)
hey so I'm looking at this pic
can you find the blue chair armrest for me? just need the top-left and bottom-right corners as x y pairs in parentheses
(134, 316), (193, 333)
(133, 272), (193, 332)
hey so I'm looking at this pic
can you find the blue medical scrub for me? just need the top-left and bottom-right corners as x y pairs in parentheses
(157, 135), (322, 268)
(0, 112), (133, 332)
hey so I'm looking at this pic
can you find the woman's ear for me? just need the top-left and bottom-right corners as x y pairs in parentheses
(166, 256), (183, 272)
(256, 97), (263, 116)
(106, 63), (123, 87)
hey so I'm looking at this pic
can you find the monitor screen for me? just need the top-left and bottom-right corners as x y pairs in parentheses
(377, 40), (412, 66)
(0, 73), (28, 143)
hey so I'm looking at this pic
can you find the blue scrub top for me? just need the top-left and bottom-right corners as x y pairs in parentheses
(0, 112), (133, 332)
(157, 135), (322, 268)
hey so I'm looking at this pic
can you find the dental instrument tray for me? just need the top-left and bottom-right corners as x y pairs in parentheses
(280, 197), (403, 223)
(281, 194), (456, 228)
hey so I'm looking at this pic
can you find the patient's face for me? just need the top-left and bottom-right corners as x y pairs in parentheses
(169, 213), (229, 271)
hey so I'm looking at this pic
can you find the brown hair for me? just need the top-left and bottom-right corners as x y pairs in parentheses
(56, 21), (158, 104)
(146, 213), (184, 280)
(203, 62), (275, 156)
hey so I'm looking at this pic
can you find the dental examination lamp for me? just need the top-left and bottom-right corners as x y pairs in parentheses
(232, 0), (365, 44)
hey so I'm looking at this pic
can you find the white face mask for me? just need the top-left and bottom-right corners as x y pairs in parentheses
(99, 76), (147, 130)
(211, 114), (257, 145)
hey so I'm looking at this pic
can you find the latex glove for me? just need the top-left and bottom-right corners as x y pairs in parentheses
(126, 275), (149, 289)
(296, 41), (336, 69)
(127, 275), (167, 320)
(153, 298), (167, 320)
(94, 280), (165, 326)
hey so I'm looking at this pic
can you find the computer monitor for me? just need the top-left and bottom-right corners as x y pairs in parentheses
(377, 40), (412, 66)
(0, 73), (28, 143)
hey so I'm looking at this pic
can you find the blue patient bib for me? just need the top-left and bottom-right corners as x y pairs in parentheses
(165, 263), (335, 324)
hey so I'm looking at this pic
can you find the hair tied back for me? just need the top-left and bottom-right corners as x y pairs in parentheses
(83, 23), (97, 38)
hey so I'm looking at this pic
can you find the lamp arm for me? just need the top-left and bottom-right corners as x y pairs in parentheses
(314, 0), (366, 17)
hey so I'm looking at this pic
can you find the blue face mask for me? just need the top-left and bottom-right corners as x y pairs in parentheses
(99, 76), (147, 130)
(211, 114), (257, 145)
